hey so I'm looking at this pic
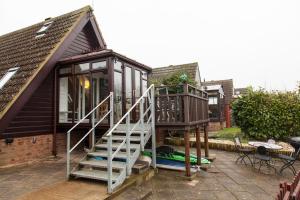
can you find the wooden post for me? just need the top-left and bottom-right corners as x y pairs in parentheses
(184, 129), (191, 177)
(204, 125), (209, 158)
(195, 127), (201, 165)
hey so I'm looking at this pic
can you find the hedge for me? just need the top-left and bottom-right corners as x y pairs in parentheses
(232, 88), (300, 140)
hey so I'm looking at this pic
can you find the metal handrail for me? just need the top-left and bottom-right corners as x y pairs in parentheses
(106, 85), (154, 137)
(66, 92), (113, 178)
(107, 84), (156, 193)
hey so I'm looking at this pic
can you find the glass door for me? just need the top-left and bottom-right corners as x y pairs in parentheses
(133, 69), (141, 121)
(92, 71), (108, 122)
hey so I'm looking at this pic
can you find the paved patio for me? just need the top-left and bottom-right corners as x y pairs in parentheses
(0, 149), (298, 200)
(115, 149), (299, 200)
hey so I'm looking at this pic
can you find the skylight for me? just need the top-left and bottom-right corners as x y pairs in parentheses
(36, 21), (53, 38)
(0, 66), (19, 89)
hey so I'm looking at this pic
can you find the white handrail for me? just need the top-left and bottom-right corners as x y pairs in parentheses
(66, 92), (113, 179)
(106, 85), (154, 136)
(107, 84), (156, 193)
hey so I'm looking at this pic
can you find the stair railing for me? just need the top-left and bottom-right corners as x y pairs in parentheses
(66, 92), (114, 179)
(106, 84), (156, 193)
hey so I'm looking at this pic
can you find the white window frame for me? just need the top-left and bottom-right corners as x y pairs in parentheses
(0, 67), (19, 89)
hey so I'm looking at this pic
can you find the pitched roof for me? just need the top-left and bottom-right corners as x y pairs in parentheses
(150, 62), (200, 85)
(202, 79), (234, 104)
(0, 6), (92, 118)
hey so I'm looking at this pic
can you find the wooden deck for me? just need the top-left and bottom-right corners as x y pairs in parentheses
(155, 84), (209, 130)
(154, 84), (210, 177)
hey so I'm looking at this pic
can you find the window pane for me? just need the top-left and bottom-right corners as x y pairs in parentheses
(114, 61), (122, 71)
(125, 67), (132, 112)
(59, 67), (71, 75)
(59, 77), (74, 123)
(135, 70), (141, 98)
(74, 75), (90, 122)
(92, 72), (109, 122)
(208, 97), (218, 105)
(142, 80), (147, 95)
(75, 63), (89, 73)
(114, 72), (122, 122)
(92, 61), (106, 70)
(142, 71), (147, 79)
(0, 67), (19, 89)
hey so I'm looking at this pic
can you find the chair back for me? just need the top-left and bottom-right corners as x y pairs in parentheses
(293, 147), (300, 159)
(267, 139), (275, 144)
(234, 137), (242, 148)
(257, 146), (268, 155)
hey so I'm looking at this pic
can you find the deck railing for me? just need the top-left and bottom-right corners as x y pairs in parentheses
(155, 84), (209, 127)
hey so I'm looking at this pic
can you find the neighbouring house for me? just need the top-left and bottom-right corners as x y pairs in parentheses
(204, 85), (225, 131)
(202, 79), (234, 128)
(150, 62), (201, 87)
(0, 7), (209, 193)
(233, 87), (248, 98)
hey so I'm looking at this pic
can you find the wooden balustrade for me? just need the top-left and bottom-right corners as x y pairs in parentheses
(155, 84), (209, 129)
(276, 171), (300, 200)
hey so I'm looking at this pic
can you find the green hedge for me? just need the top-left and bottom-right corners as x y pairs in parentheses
(232, 89), (300, 140)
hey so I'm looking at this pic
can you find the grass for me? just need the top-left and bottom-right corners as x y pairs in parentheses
(214, 127), (249, 142)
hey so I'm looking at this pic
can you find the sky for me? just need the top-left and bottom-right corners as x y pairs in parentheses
(0, 0), (299, 91)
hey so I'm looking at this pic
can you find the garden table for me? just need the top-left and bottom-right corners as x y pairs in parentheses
(248, 141), (283, 150)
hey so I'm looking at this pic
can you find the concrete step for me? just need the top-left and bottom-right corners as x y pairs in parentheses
(71, 169), (120, 181)
(88, 150), (134, 160)
(79, 159), (126, 170)
(95, 143), (140, 150)
(102, 135), (141, 142)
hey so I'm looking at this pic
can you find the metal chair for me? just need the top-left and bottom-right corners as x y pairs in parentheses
(278, 147), (300, 175)
(234, 137), (254, 166)
(254, 146), (276, 172)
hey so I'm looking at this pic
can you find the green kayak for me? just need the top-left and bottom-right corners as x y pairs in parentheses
(142, 150), (210, 165)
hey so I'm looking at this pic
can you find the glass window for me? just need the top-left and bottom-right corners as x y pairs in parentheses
(59, 77), (74, 123)
(92, 61), (106, 70)
(36, 21), (53, 34)
(125, 67), (132, 112)
(142, 71), (147, 79)
(0, 67), (19, 89)
(74, 75), (90, 122)
(135, 70), (141, 98)
(114, 61), (122, 71)
(209, 97), (218, 105)
(142, 80), (147, 95)
(75, 63), (89, 73)
(92, 72), (109, 122)
(114, 72), (122, 122)
(59, 67), (72, 75)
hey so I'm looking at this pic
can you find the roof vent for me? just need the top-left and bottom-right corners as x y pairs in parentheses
(45, 17), (52, 21)
(36, 21), (53, 38)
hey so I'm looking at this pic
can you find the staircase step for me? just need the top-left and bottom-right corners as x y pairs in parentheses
(102, 135), (141, 142)
(79, 160), (126, 169)
(112, 130), (149, 134)
(88, 150), (133, 160)
(95, 143), (140, 150)
(71, 169), (119, 181)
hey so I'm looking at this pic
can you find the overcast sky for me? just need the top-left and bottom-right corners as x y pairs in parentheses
(1, 0), (299, 91)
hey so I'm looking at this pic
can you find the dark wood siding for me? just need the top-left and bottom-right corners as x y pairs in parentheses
(61, 22), (100, 59)
(3, 71), (54, 137)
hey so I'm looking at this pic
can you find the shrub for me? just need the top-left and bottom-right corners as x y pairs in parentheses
(232, 88), (300, 140)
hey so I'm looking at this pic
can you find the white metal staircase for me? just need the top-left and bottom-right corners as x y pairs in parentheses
(66, 85), (156, 193)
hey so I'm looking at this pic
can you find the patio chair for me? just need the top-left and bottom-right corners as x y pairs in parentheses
(253, 146), (276, 173)
(277, 147), (300, 175)
(234, 137), (254, 166)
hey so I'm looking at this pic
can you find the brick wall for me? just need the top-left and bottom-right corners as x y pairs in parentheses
(56, 132), (85, 154)
(0, 134), (53, 167)
(208, 122), (224, 132)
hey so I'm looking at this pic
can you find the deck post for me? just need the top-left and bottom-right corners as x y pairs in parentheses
(184, 129), (191, 177)
(195, 127), (201, 166)
(204, 125), (209, 158)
